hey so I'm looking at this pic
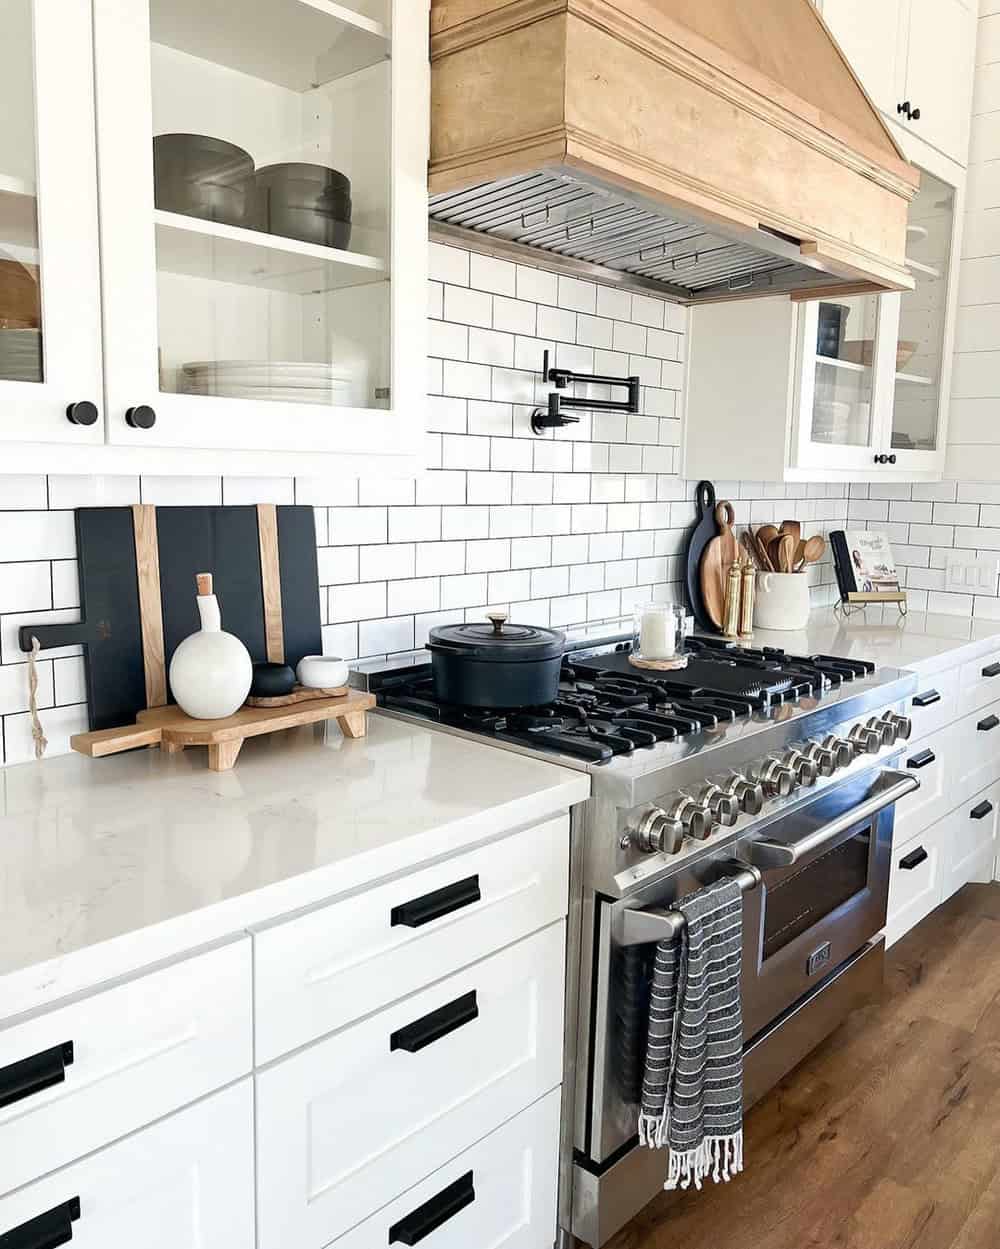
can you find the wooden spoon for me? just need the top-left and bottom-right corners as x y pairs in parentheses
(757, 523), (779, 549)
(753, 533), (775, 571)
(800, 535), (825, 565)
(776, 532), (797, 573)
(780, 519), (801, 544)
(740, 530), (762, 569)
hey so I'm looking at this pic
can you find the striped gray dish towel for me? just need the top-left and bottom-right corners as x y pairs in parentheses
(638, 876), (744, 1191)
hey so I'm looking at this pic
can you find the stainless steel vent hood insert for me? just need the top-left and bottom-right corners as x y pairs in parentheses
(430, 0), (920, 305)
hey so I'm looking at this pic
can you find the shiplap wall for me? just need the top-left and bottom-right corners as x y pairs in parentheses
(0, 237), (996, 765)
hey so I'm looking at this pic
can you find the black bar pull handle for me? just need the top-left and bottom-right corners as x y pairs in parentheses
(906, 749), (936, 770)
(390, 991), (479, 1054)
(391, 876), (481, 929)
(389, 1172), (475, 1245)
(978, 715), (1000, 732)
(983, 663), (1000, 678)
(912, 689), (941, 708)
(899, 847), (928, 871)
(0, 1042), (74, 1111)
(0, 1196), (81, 1249)
(971, 801), (994, 821)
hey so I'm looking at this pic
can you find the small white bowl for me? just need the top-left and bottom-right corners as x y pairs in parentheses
(296, 654), (350, 689)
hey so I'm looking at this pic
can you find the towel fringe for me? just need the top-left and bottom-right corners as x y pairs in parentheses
(664, 1131), (743, 1191)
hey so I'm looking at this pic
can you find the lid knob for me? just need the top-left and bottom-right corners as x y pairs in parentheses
(486, 612), (508, 636)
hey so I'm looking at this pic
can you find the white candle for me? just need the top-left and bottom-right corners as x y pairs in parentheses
(640, 606), (673, 659)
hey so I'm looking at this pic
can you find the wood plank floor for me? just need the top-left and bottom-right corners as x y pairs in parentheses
(607, 884), (1000, 1249)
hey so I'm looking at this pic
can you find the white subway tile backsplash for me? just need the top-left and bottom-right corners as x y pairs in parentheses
(329, 581), (387, 623)
(0, 661), (52, 716)
(0, 563), (52, 614)
(388, 507), (441, 543)
(0, 476), (47, 510)
(440, 573), (488, 609)
(359, 616), (415, 658)
(468, 327), (515, 368)
(516, 265), (558, 305)
(631, 294), (666, 329)
(493, 297), (537, 337)
(557, 276), (597, 314)
(466, 471), (512, 505)
(429, 242), (470, 286)
(387, 577), (440, 616)
(537, 304), (578, 343)
(612, 321), (647, 354)
(466, 538), (511, 573)
(490, 438), (534, 472)
(470, 253), (516, 297)
(442, 505), (490, 540)
(359, 543), (416, 582)
(221, 476), (295, 505)
(318, 546), (360, 585)
(51, 561), (80, 609)
(417, 470), (466, 506)
(442, 360), (492, 400)
(489, 504), (534, 537)
(140, 476), (221, 506)
(0, 512), (75, 562)
(329, 506), (387, 546)
(429, 318), (469, 361)
(49, 475), (139, 508)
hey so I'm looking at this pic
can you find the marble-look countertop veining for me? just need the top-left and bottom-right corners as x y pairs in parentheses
(750, 607), (1000, 677)
(0, 714), (589, 1020)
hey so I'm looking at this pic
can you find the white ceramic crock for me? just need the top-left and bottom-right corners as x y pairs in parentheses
(753, 571), (811, 631)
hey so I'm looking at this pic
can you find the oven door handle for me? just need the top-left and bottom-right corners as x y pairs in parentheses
(612, 862), (762, 948)
(747, 769), (920, 870)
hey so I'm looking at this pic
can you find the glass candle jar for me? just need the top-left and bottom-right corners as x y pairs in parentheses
(632, 602), (686, 663)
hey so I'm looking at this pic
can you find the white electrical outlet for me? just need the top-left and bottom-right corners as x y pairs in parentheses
(945, 551), (1000, 596)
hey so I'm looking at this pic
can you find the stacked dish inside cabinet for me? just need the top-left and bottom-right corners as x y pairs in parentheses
(148, 0), (391, 412)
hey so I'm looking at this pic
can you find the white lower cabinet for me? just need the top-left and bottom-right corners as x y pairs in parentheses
(886, 820), (947, 947)
(0, 1081), (254, 1248)
(331, 1090), (561, 1249)
(254, 922), (565, 1249)
(0, 938), (252, 1196)
(942, 785), (998, 904)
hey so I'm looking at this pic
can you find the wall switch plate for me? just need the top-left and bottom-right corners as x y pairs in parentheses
(945, 551), (1000, 596)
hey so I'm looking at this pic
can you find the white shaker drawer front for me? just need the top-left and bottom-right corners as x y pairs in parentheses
(942, 785), (999, 904)
(908, 668), (959, 738)
(255, 922), (565, 1249)
(331, 1089), (561, 1249)
(959, 649), (1000, 717)
(254, 815), (569, 1062)
(0, 1081), (254, 1249)
(0, 939), (252, 1196)
(893, 727), (954, 844)
(885, 823), (946, 948)
(955, 699), (1000, 799)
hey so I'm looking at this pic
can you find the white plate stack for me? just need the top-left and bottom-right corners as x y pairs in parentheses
(179, 360), (352, 406)
(0, 328), (42, 383)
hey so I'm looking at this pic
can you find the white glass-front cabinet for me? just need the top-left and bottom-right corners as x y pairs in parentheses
(93, 0), (428, 456)
(685, 168), (961, 484)
(0, 0), (427, 465)
(0, 0), (104, 444)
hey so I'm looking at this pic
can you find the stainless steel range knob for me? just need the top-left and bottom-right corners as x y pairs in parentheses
(698, 784), (739, 829)
(822, 734), (856, 769)
(755, 757), (795, 798)
(801, 740), (837, 777)
(634, 807), (685, 855)
(848, 723), (882, 755)
(664, 795), (714, 841)
(873, 711), (912, 743)
(784, 749), (818, 788)
(866, 716), (896, 747)
(721, 773), (765, 816)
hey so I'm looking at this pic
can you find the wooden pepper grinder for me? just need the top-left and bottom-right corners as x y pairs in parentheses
(723, 561), (742, 639)
(739, 560), (756, 638)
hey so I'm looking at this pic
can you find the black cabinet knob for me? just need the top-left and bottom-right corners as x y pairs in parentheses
(911, 106), (921, 120)
(873, 453), (897, 465)
(65, 401), (98, 427)
(897, 100), (919, 121)
(125, 405), (156, 429)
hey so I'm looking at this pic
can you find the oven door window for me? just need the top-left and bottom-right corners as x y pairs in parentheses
(762, 819), (873, 960)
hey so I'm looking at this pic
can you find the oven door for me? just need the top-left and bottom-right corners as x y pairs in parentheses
(581, 765), (917, 1168)
(739, 766), (916, 1038)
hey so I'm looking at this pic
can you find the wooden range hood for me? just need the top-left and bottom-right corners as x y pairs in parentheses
(428, 0), (921, 304)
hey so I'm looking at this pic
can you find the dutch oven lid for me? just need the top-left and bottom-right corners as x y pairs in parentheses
(427, 613), (565, 662)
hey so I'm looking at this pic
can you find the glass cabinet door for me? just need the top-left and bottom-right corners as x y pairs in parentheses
(0, 0), (103, 442)
(94, 0), (427, 458)
(890, 170), (956, 463)
(794, 293), (892, 471)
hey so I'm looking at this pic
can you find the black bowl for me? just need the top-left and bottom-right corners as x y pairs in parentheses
(153, 133), (255, 228)
(250, 662), (297, 699)
(253, 162), (353, 249)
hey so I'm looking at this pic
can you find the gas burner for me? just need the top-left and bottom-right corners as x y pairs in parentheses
(367, 632), (887, 766)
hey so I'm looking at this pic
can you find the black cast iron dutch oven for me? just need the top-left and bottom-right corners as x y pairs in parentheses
(426, 612), (566, 708)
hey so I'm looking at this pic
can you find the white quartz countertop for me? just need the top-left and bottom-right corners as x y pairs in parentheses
(749, 606), (1000, 678)
(0, 714), (589, 1019)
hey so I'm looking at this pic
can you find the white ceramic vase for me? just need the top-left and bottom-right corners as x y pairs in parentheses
(169, 573), (252, 719)
(753, 572), (811, 631)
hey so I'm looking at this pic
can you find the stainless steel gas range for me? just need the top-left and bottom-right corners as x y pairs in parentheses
(356, 632), (919, 1248)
